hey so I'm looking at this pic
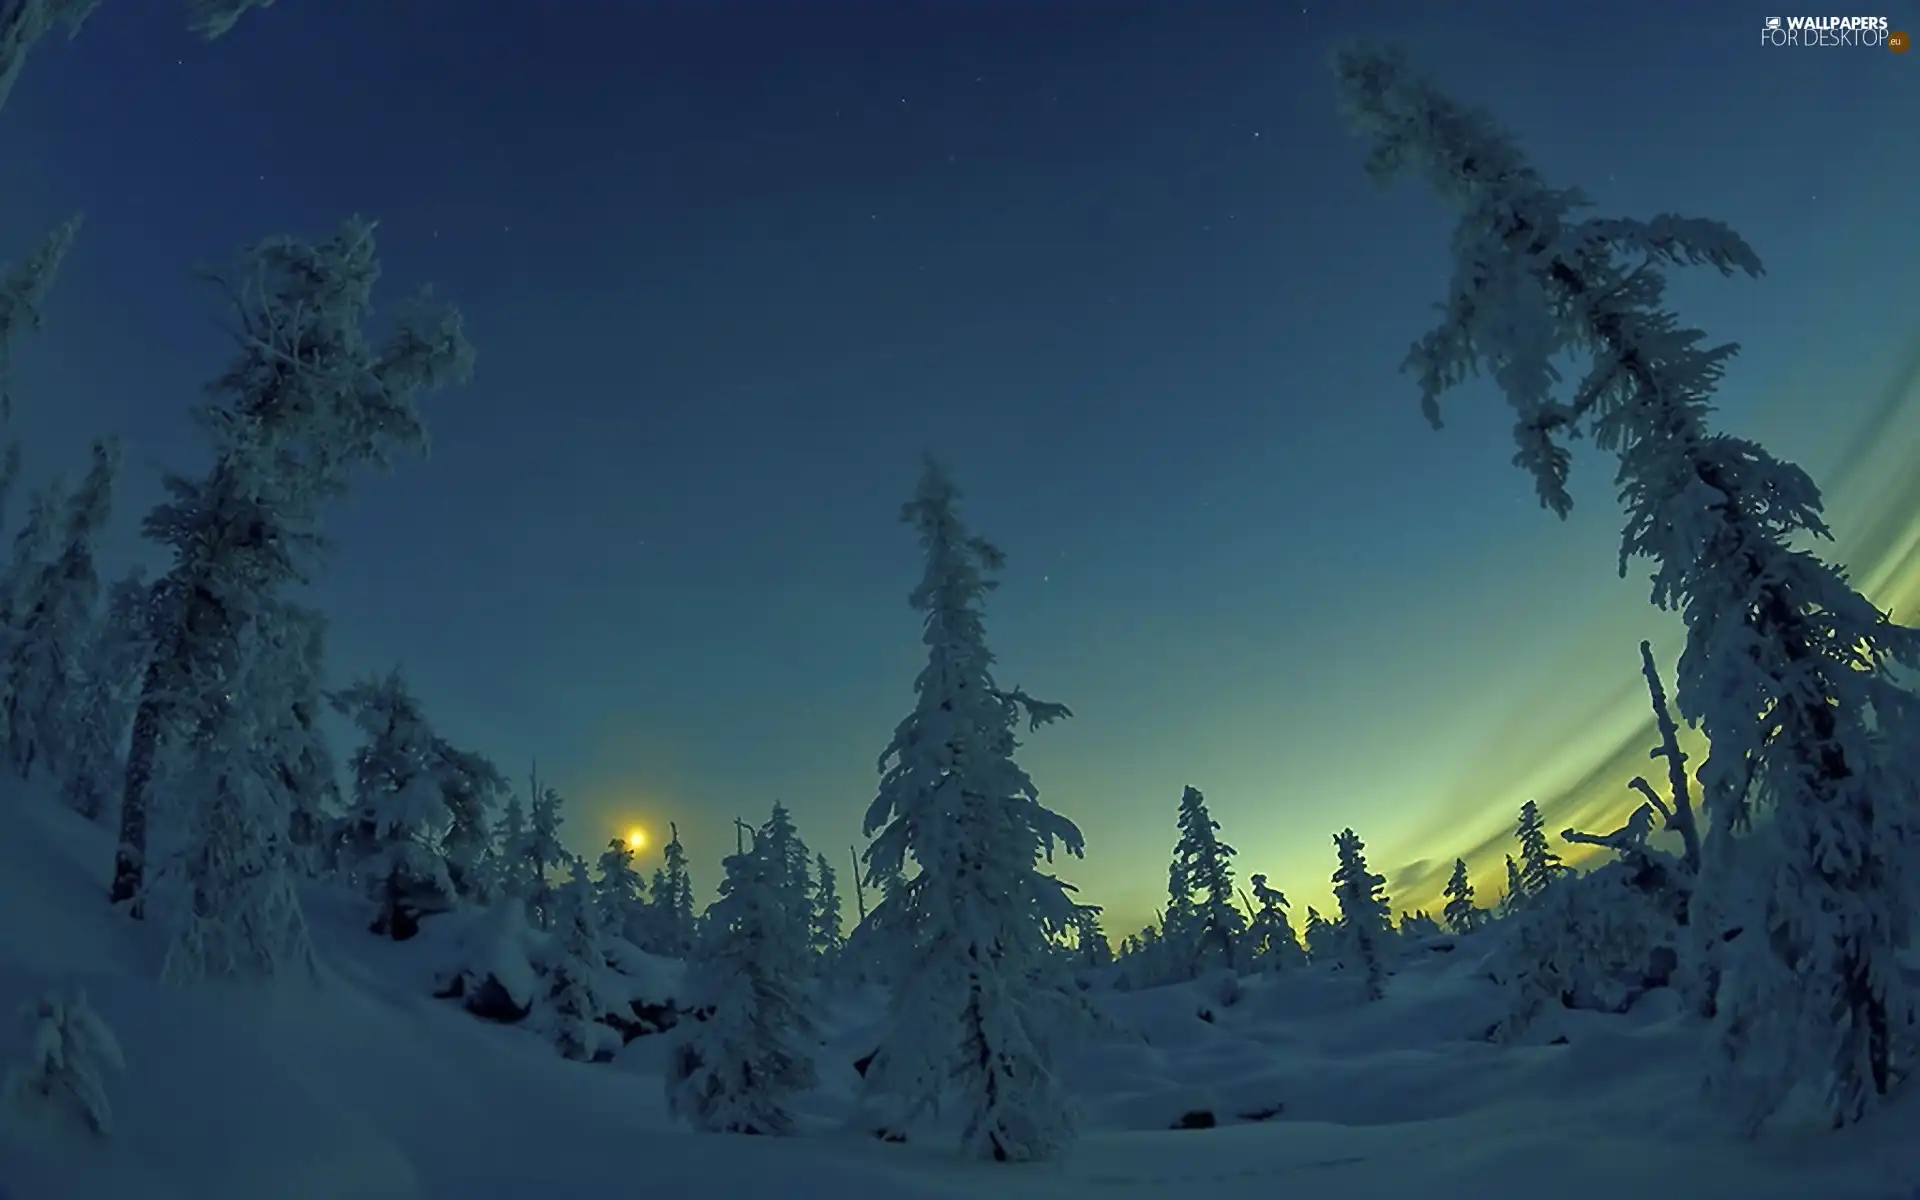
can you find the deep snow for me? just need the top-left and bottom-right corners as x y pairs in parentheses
(1, 789), (1916, 1200)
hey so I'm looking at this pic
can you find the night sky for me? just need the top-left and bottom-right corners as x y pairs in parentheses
(3, 0), (1915, 931)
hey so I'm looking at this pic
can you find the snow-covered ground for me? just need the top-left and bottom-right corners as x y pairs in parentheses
(1, 790), (1915, 1200)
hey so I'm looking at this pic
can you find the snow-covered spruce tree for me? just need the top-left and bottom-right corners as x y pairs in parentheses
(1301, 905), (1337, 962)
(1170, 785), (1246, 974)
(858, 457), (1086, 1162)
(520, 769), (570, 928)
(493, 793), (534, 901)
(548, 857), (615, 1062)
(1399, 910), (1444, 940)
(435, 739), (506, 903)
(1514, 800), (1566, 902)
(3, 986), (123, 1136)
(1246, 873), (1304, 969)
(666, 833), (820, 1135)
(109, 219), (473, 916)
(1331, 828), (1392, 1001)
(3, 437), (115, 780)
(594, 837), (647, 944)
(759, 801), (813, 935)
(1115, 925), (1162, 987)
(58, 569), (149, 822)
(0, 480), (60, 752)
(809, 850), (843, 960)
(1498, 856), (1526, 919)
(1441, 857), (1483, 934)
(1072, 904), (1112, 968)
(1159, 857), (1196, 979)
(155, 623), (324, 985)
(1491, 849), (1675, 1041)
(244, 599), (341, 878)
(1336, 44), (1920, 1129)
(337, 670), (454, 940)
(644, 821), (695, 956)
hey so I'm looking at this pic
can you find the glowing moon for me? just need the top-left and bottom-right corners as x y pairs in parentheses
(625, 827), (647, 851)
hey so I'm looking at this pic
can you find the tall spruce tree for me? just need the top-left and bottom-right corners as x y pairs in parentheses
(1514, 800), (1566, 900)
(594, 837), (647, 944)
(645, 821), (696, 957)
(1246, 874), (1304, 969)
(809, 851), (844, 959)
(1331, 828), (1392, 1001)
(858, 458), (1085, 1162)
(1441, 858), (1482, 934)
(1169, 785), (1246, 974)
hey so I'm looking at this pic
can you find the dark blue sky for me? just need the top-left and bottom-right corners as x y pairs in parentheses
(4, 0), (1915, 928)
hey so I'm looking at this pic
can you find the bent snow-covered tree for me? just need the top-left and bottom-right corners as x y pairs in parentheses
(859, 457), (1086, 1163)
(109, 219), (472, 919)
(1334, 44), (1920, 1129)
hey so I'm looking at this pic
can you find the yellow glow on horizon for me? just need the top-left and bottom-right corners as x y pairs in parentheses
(626, 826), (647, 851)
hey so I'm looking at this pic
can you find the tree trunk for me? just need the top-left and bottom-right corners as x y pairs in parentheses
(109, 672), (165, 914)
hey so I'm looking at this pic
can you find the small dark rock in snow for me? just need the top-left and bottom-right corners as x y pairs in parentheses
(601, 999), (681, 1045)
(1641, 944), (1679, 988)
(1195, 1008), (1215, 1024)
(465, 976), (533, 1024)
(1237, 1103), (1285, 1122)
(1171, 1109), (1217, 1130)
(853, 1047), (878, 1077)
(631, 999), (680, 1035)
(431, 971), (533, 1024)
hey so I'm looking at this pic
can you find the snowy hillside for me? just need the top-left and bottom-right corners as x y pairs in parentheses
(2, 789), (1915, 1200)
